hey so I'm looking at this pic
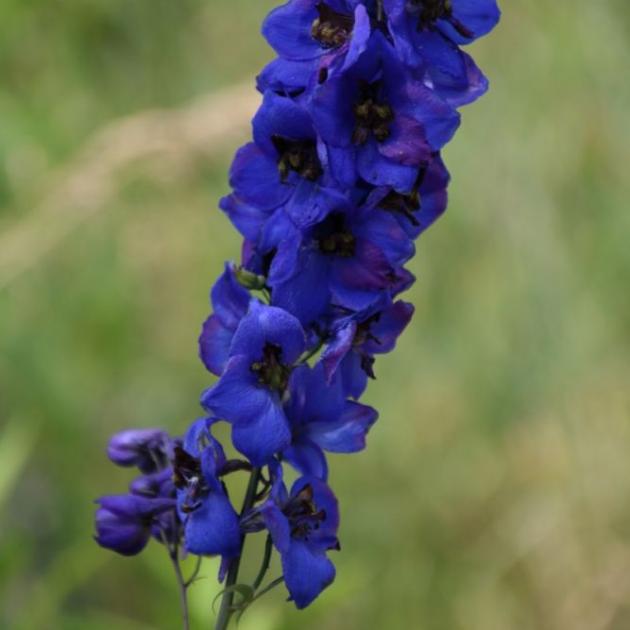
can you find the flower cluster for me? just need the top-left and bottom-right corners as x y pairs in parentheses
(95, 429), (181, 556)
(95, 0), (499, 617)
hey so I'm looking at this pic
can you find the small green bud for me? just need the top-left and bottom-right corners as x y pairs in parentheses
(235, 268), (267, 291)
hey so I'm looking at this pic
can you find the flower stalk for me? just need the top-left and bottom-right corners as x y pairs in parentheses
(215, 468), (261, 630)
(93, 1), (500, 625)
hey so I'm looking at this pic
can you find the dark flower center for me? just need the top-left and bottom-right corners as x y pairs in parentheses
(354, 313), (382, 347)
(315, 212), (356, 257)
(406, 0), (474, 38)
(251, 343), (291, 393)
(172, 446), (205, 513)
(378, 188), (421, 226)
(272, 135), (323, 182)
(353, 81), (394, 145)
(406, 0), (452, 28)
(311, 3), (354, 49)
(284, 484), (327, 541)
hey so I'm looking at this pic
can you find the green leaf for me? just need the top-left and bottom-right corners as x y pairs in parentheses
(211, 583), (255, 615)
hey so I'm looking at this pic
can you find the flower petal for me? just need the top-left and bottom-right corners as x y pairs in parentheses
(363, 300), (414, 354)
(321, 320), (357, 383)
(200, 355), (270, 425)
(183, 493), (241, 558)
(229, 300), (306, 365)
(199, 315), (234, 376)
(282, 541), (336, 609)
(283, 439), (329, 480)
(230, 142), (291, 211)
(231, 395), (292, 466)
(307, 401), (377, 453)
(262, 0), (321, 60)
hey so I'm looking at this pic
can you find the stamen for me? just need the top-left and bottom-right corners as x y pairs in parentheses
(378, 189), (421, 226)
(353, 81), (394, 145)
(251, 343), (291, 393)
(311, 3), (354, 49)
(406, 0), (474, 38)
(315, 213), (356, 257)
(272, 135), (323, 182)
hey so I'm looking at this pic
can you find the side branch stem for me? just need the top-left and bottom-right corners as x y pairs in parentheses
(169, 548), (190, 630)
(214, 467), (261, 630)
(252, 534), (274, 591)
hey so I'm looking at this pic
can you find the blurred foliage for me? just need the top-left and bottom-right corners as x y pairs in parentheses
(1, 1), (630, 628)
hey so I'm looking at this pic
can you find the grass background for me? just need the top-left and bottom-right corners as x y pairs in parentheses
(1, 1), (630, 628)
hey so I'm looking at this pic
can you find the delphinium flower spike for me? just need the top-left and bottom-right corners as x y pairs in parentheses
(95, 1), (500, 627)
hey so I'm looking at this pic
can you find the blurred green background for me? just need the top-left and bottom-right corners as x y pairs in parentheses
(1, 1), (630, 628)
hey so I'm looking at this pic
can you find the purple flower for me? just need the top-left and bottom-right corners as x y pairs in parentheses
(107, 428), (170, 473)
(282, 362), (378, 478)
(364, 154), (450, 239)
(225, 91), (346, 231)
(96, 428), (182, 555)
(261, 0), (372, 91)
(268, 198), (414, 324)
(322, 298), (415, 398)
(384, 0), (501, 46)
(95, 494), (176, 556)
(201, 301), (306, 466)
(310, 33), (460, 191)
(95, 0), (500, 612)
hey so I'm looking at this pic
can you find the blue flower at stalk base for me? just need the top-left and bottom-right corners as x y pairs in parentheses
(243, 462), (340, 609)
(95, 494), (177, 556)
(173, 419), (241, 560)
(95, 428), (181, 556)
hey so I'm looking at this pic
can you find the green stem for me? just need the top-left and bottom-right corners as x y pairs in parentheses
(185, 555), (203, 588)
(252, 534), (274, 592)
(169, 548), (190, 630)
(214, 468), (261, 630)
(251, 576), (284, 604)
(298, 336), (325, 365)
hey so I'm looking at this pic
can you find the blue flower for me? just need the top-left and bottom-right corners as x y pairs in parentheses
(129, 467), (181, 545)
(199, 263), (251, 376)
(268, 198), (414, 324)
(384, 0), (501, 46)
(201, 301), (306, 466)
(261, 0), (372, 92)
(244, 464), (340, 609)
(310, 32), (460, 191)
(173, 419), (242, 559)
(96, 428), (181, 555)
(95, 494), (176, 556)
(283, 362), (378, 478)
(96, 0), (500, 611)
(257, 57), (320, 96)
(225, 91), (346, 231)
(321, 298), (414, 398)
(364, 154), (450, 239)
